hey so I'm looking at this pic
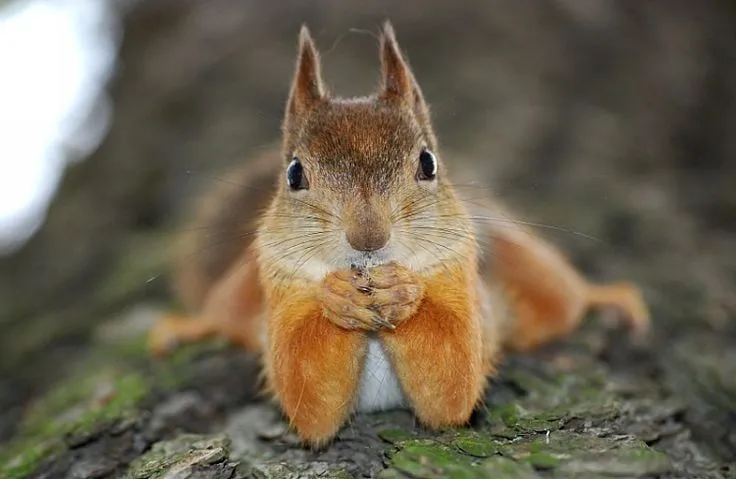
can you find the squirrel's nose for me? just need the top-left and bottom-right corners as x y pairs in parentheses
(345, 201), (391, 252)
(346, 227), (390, 252)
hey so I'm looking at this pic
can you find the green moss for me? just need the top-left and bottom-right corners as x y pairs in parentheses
(29, 372), (144, 436)
(113, 333), (152, 359)
(450, 431), (501, 458)
(498, 431), (672, 476)
(384, 440), (483, 478)
(481, 356), (627, 445)
(376, 470), (405, 479)
(523, 451), (562, 469)
(151, 338), (232, 390)
(0, 321), (240, 479)
(554, 440), (672, 477)
(480, 456), (541, 478)
(125, 434), (230, 479)
(485, 402), (566, 438)
(0, 368), (147, 479)
(489, 402), (520, 426)
(377, 390), (672, 478)
(0, 441), (57, 479)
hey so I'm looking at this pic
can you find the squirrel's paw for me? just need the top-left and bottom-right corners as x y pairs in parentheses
(320, 269), (390, 331)
(147, 314), (187, 357)
(362, 261), (425, 327)
(147, 313), (214, 357)
(592, 282), (651, 343)
(320, 262), (425, 331)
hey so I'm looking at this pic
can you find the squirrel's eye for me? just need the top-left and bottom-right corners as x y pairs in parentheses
(417, 149), (438, 181)
(286, 157), (309, 190)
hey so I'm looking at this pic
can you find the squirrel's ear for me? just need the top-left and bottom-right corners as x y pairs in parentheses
(378, 21), (431, 126)
(286, 26), (325, 119)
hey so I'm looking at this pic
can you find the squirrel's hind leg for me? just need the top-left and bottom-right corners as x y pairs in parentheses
(148, 313), (218, 356)
(486, 228), (650, 352)
(148, 248), (265, 356)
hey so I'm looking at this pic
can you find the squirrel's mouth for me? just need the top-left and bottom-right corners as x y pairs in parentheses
(346, 248), (392, 271)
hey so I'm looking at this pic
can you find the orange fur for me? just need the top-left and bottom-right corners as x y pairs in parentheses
(149, 247), (265, 356)
(380, 262), (488, 429)
(262, 282), (366, 447)
(485, 222), (650, 351)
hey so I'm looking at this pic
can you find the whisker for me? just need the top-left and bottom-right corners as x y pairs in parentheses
(286, 240), (331, 282)
(400, 232), (476, 259)
(185, 168), (342, 223)
(262, 213), (336, 223)
(258, 233), (334, 258)
(465, 215), (599, 242)
(177, 227), (330, 262)
(390, 185), (440, 221)
(397, 236), (455, 277)
(398, 229), (474, 266)
(389, 183), (598, 244)
(396, 226), (537, 273)
(399, 226), (478, 247)
(401, 199), (598, 242)
(176, 222), (327, 237)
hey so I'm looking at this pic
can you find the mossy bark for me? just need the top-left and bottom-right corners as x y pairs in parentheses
(2, 319), (734, 478)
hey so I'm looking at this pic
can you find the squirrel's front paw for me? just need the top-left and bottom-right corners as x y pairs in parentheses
(363, 261), (425, 327)
(320, 262), (425, 331)
(320, 269), (391, 331)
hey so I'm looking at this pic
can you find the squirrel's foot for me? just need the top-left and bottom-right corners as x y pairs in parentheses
(147, 313), (214, 357)
(320, 261), (424, 331)
(587, 282), (651, 343)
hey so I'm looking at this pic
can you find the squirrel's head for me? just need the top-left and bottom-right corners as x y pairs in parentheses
(258, 22), (475, 279)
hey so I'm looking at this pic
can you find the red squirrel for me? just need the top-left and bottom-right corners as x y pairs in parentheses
(148, 22), (650, 447)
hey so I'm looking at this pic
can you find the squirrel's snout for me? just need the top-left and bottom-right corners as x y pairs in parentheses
(344, 202), (391, 252)
(346, 227), (390, 252)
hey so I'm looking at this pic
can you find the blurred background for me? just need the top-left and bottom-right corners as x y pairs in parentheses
(0, 0), (735, 459)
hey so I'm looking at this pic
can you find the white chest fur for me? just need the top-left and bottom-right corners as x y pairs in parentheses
(355, 337), (405, 412)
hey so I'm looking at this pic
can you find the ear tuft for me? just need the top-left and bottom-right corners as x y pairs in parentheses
(287, 25), (325, 118)
(378, 21), (435, 144)
(379, 21), (413, 103)
(381, 20), (398, 46)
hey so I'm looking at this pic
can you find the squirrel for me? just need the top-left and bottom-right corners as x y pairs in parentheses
(147, 22), (651, 448)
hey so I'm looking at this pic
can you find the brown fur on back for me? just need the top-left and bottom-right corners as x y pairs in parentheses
(174, 150), (281, 311)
